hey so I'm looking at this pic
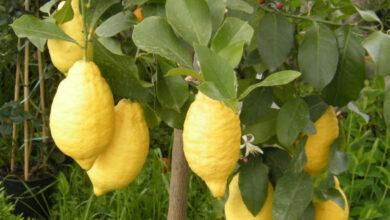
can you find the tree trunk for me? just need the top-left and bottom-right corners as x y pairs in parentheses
(167, 129), (189, 220)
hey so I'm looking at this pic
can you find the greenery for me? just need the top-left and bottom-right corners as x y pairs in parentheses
(339, 76), (390, 219)
(1, 0), (390, 219)
(0, 184), (24, 220)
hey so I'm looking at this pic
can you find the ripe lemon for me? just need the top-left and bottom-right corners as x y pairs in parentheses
(225, 174), (273, 220)
(87, 100), (149, 196)
(314, 176), (349, 220)
(48, 0), (93, 75)
(50, 61), (115, 170)
(183, 92), (241, 199)
(134, 8), (143, 22)
(304, 106), (339, 177)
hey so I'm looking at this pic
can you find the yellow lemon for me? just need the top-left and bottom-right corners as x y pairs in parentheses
(87, 100), (149, 196)
(48, 0), (93, 75)
(314, 176), (349, 220)
(50, 61), (114, 170)
(304, 106), (339, 177)
(183, 92), (241, 198)
(225, 174), (273, 220)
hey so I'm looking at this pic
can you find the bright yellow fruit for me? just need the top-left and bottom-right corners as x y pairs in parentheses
(183, 92), (241, 199)
(87, 100), (149, 196)
(48, 0), (92, 75)
(225, 174), (273, 220)
(314, 176), (349, 220)
(304, 106), (339, 177)
(50, 61), (114, 170)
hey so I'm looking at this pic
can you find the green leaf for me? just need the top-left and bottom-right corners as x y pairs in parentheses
(156, 95), (194, 129)
(93, 40), (153, 103)
(240, 87), (273, 125)
(322, 26), (365, 106)
(244, 109), (278, 144)
(206, 0), (226, 34)
(362, 31), (390, 76)
(226, 0), (254, 14)
(328, 138), (348, 175)
(238, 156), (269, 216)
(288, 136), (308, 173)
(194, 44), (236, 100)
(303, 95), (328, 122)
(211, 17), (254, 67)
(273, 83), (296, 106)
(384, 88), (390, 129)
(156, 58), (189, 112)
(28, 37), (47, 52)
(298, 23), (339, 90)
(239, 70), (301, 100)
(212, 17), (254, 53)
(303, 120), (316, 135)
(124, 0), (148, 8)
(276, 98), (309, 150)
(263, 147), (291, 185)
(95, 11), (138, 37)
(217, 40), (246, 68)
(85, 0), (120, 31)
(166, 0), (212, 46)
(40, 0), (60, 14)
(197, 82), (227, 101)
(354, 6), (382, 26)
(141, 103), (161, 128)
(272, 172), (314, 220)
(97, 37), (123, 55)
(258, 13), (294, 71)
(224, 98), (239, 114)
(325, 188), (346, 210)
(166, 68), (204, 82)
(313, 171), (335, 201)
(132, 17), (192, 67)
(10, 15), (77, 43)
(53, 0), (74, 24)
(142, 3), (166, 19)
(299, 203), (315, 220)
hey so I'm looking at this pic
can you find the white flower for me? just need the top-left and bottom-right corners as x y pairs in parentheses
(240, 134), (263, 157)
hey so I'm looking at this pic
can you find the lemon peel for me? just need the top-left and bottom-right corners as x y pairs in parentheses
(183, 92), (241, 199)
(48, 0), (93, 75)
(304, 106), (339, 177)
(50, 60), (115, 170)
(225, 174), (273, 220)
(314, 176), (349, 220)
(87, 100), (149, 196)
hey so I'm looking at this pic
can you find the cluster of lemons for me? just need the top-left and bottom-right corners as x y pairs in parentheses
(47, 0), (348, 218)
(184, 94), (348, 220)
(48, 0), (149, 196)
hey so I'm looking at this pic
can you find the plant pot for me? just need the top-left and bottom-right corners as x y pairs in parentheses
(0, 175), (56, 219)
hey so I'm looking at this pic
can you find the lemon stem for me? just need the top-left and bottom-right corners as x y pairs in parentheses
(80, 0), (88, 61)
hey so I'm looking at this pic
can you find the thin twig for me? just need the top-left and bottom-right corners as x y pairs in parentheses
(80, 0), (88, 61)
(23, 0), (30, 181)
(259, 5), (377, 32)
(36, 0), (48, 173)
(11, 39), (22, 172)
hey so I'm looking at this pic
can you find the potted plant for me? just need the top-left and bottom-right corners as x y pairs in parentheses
(0, 1), (62, 218)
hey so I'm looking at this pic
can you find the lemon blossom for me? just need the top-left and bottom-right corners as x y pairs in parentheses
(240, 134), (263, 157)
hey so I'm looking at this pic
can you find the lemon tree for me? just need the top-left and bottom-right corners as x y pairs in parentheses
(10, 0), (390, 219)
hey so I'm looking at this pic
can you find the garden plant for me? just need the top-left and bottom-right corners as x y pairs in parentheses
(1, 0), (390, 219)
